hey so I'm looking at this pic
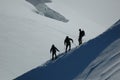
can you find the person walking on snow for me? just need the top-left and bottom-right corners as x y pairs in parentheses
(64, 36), (73, 53)
(78, 29), (85, 45)
(50, 44), (60, 60)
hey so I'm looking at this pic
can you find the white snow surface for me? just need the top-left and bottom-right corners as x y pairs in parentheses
(0, 0), (120, 80)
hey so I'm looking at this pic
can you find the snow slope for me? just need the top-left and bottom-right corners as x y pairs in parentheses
(75, 20), (120, 80)
(14, 19), (120, 80)
(0, 0), (119, 80)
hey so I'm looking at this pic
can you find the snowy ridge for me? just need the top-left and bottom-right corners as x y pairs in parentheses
(0, 0), (120, 80)
(75, 39), (120, 80)
(14, 20), (120, 80)
(75, 20), (120, 80)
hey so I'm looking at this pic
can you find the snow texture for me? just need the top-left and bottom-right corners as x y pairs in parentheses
(14, 19), (120, 80)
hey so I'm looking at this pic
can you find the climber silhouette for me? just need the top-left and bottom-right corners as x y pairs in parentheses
(50, 44), (60, 60)
(64, 36), (73, 53)
(78, 29), (85, 45)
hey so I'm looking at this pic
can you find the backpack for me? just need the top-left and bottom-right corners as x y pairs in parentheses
(81, 30), (85, 37)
